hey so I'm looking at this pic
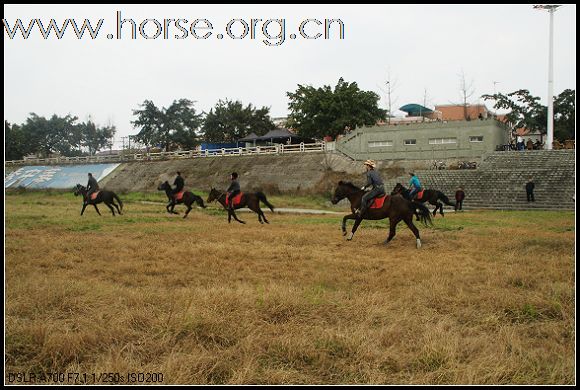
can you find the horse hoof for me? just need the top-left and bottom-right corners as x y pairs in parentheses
(383, 240), (390, 245)
(342, 231), (347, 236)
(346, 233), (354, 241)
(416, 239), (422, 249)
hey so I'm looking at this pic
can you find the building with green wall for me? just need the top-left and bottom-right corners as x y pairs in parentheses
(335, 119), (508, 161)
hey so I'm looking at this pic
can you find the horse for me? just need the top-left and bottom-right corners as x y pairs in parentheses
(206, 188), (274, 224)
(391, 183), (455, 217)
(331, 181), (432, 248)
(74, 184), (123, 216)
(157, 181), (206, 218)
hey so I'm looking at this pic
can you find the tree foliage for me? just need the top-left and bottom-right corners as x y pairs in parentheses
(131, 99), (203, 151)
(554, 89), (575, 141)
(201, 99), (275, 142)
(5, 114), (116, 160)
(286, 77), (387, 140)
(482, 89), (575, 142)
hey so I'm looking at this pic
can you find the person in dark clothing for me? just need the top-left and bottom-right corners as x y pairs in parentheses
(172, 171), (185, 196)
(86, 173), (99, 198)
(226, 172), (241, 211)
(356, 160), (385, 217)
(455, 187), (465, 211)
(526, 178), (535, 202)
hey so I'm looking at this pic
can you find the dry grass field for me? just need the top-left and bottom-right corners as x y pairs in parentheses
(4, 191), (576, 385)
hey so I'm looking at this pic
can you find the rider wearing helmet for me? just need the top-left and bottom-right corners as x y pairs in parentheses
(226, 172), (241, 211)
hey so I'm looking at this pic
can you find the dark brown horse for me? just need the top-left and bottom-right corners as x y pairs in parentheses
(331, 181), (432, 248)
(74, 184), (123, 216)
(391, 183), (455, 217)
(157, 181), (206, 218)
(206, 188), (274, 224)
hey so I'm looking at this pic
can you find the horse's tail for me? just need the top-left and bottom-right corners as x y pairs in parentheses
(256, 191), (275, 211)
(113, 192), (123, 211)
(413, 202), (433, 227)
(439, 192), (456, 207)
(194, 194), (207, 208)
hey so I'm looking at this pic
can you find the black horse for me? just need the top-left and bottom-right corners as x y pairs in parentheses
(391, 183), (455, 217)
(74, 184), (123, 216)
(207, 188), (274, 224)
(331, 181), (432, 248)
(157, 181), (206, 218)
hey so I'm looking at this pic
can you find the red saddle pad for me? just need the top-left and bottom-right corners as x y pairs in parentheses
(174, 190), (185, 201)
(90, 191), (100, 200)
(370, 194), (389, 209)
(225, 192), (243, 207)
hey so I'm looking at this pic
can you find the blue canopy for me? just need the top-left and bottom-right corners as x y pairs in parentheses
(399, 104), (433, 116)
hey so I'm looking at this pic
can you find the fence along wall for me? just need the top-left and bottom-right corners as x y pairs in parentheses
(5, 142), (327, 166)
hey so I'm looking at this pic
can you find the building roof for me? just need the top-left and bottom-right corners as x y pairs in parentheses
(238, 132), (260, 142)
(435, 104), (489, 121)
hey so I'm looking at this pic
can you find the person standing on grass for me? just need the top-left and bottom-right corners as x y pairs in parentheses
(455, 187), (465, 211)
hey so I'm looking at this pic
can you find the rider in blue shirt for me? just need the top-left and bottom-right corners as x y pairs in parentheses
(408, 172), (422, 200)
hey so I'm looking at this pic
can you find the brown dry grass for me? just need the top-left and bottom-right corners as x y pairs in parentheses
(4, 192), (575, 385)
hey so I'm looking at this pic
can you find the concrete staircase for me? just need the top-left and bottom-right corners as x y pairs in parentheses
(379, 150), (575, 211)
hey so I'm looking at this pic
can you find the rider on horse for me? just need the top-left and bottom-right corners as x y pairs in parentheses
(408, 172), (422, 201)
(172, 171), (185, 199)
(86, 173), (100, 199)
(355, 160), (385, 217)
(226, 172), (241, 211)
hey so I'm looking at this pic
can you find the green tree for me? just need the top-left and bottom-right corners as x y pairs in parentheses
(20, 113), (81, 157)
(79, 120), (116, 156)
(201, 99), (275, 142)
(131, 99), (203, 151)
(483, 89), (575, 142)
(554, 89), (575, 141)
(5, 121), (29, 160)
(286, 77), (387, 140)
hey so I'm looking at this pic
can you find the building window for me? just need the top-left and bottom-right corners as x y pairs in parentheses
(428, 138), (457, 145)
(368, 141), (393, 148)
(404, 139), (417, 145)
(469, 136), (484, 142)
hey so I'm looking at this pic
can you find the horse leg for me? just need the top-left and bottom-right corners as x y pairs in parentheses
(347, 217), (363, 241)
(231, 209), (246, 224)
(80, 203), (87, 216)
(227, 209), (232, 223)
(261, 209), (269, 224)
(342, 214), (355, 236)
(403, 215), (422, 249)
(254, 206), (265, 224)
(383, 218), (398, 245)
(183, 202), (192, 218)
(93, 204), (102, 216)
(113, 202), (122, 215)
(105, 202), (116, 216)
(439, 202), (444, 217)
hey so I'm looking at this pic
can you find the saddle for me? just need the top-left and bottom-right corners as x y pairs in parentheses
(370, 194), (389, 209)
(173, 190), (185, 201)
(90, 191), (100, 200)
(412, 189), (425, 201)
(225, 192), (243, 207)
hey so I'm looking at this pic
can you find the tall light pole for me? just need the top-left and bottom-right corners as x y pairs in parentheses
(534, 4), (562, 149)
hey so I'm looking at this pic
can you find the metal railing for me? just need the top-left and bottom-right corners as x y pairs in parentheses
(5, 142), (328, 166)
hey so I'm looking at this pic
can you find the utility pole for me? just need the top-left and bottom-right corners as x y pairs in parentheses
(534, 4), (562, 149)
